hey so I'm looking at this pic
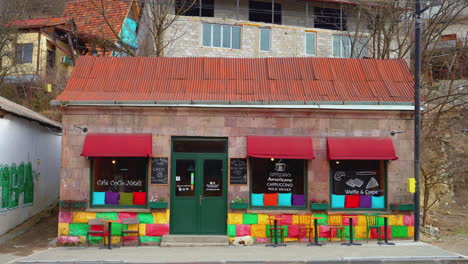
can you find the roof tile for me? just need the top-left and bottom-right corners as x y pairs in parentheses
(63, 0), (131, 42)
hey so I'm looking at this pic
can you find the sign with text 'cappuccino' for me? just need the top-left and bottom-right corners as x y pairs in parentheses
(266, 160), (294, 192)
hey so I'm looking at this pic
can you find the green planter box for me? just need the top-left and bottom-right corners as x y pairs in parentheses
(149, 202), (168, 209)
(231, 203), (248, 209)
(310, 203), (328, 210)
(390, 204), (414, 211)
(59, 200), (87, 209)
(74, 201), (87, 208)
(398, 204), (414, 211)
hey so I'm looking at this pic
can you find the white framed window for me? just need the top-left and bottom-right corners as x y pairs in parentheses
(305, 32), (316, 56)
(260, 28), (271, 52)
(202, 23), (241, 49)
(333, 35), (368, 58)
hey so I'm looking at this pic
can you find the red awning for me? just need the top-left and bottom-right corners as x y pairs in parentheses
(247, 136), (314, 159)
(81, 133), (152, 157)
(327, 137), (398, 160)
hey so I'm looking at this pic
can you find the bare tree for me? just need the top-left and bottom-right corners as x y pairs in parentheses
(0, 0), (24, 91)
(138, 0), (196, 57)
(344, 0), (468, 227)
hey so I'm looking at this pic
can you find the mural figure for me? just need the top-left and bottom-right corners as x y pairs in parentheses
(0, 162), (35, 211)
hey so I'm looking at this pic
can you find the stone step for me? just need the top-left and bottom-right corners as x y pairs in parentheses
(160, 235), (229, 247)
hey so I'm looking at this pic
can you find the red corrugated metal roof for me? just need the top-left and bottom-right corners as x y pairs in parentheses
(10, 17), (71, 28)
(63, 0), (131, 42)
(54, 56), (415, 104)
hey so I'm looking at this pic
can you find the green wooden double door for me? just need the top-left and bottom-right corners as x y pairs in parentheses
(170, 153), (227, 235)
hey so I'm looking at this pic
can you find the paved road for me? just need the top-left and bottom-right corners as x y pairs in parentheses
(10, 241), (468, 264)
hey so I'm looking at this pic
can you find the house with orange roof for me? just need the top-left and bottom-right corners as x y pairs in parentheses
(52, 56), (417, 246)
(62, 0), (141, 56)
(4, 0), (141, 86)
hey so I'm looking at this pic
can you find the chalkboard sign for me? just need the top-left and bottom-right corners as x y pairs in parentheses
(230, 158), (247, 184)
(151, 157), (168, 185)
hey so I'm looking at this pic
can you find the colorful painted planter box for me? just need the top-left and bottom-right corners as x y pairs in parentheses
(231, 203), (248, 209)
(310, 203), (328, 210)
(149, 202), (168, 209)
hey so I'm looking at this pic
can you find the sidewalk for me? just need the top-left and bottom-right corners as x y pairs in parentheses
(12, 241), (468, 264)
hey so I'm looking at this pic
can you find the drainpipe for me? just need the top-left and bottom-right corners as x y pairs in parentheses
(236, 0), (239, 20)
(413, 0), (422, 242)
(305, 2), (309, 27)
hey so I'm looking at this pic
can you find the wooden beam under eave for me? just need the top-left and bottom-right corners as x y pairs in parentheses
(0, 110), (7, 118)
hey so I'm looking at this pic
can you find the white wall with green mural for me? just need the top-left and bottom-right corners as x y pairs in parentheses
(0, 112), (61, 236)
(0, 162), (36, 211)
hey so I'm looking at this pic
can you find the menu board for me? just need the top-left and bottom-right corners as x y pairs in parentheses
(230, 158), (247, 184)
(151, 157), (168, 185)
(331, 170), (381, 195)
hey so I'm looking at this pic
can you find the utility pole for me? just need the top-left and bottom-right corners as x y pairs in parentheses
(414, 0), (421, 242)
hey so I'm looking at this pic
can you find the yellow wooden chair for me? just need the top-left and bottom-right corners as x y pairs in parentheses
(365, 214), (382, 243)
(328, 214), (345, 242)
(298, 213), (314, 242)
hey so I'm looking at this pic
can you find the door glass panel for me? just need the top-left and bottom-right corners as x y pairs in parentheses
(173, 140), (226, 153)
(203, 159), (223, 197)
(175, 159), (196, 197)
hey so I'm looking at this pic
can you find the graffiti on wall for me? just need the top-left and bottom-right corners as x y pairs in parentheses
(0, 162), (35, 212)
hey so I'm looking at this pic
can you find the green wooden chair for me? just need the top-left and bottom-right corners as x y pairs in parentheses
(365, 213), (382, 243)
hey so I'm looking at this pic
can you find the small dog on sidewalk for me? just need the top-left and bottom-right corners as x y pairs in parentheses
(231, 236), (254, 246)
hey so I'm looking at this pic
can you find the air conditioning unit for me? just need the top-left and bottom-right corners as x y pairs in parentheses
(61, 56), (73, 66)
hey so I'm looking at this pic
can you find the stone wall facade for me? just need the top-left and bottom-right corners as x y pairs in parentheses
(57, 105), (415, 243)
(60, 106), (414, 207)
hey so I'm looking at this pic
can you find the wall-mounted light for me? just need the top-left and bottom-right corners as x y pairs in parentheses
(390, 130), (405, 136)
(270, 158), (275, 161)
(112, 160), (116, 165)
(335, 161), (340, 164)
(74, 125), (88, 133)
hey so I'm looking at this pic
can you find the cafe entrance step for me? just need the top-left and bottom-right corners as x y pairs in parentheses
(160, 235), (229, 247)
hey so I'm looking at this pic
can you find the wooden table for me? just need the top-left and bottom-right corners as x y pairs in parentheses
(377, 215), (395, 245)
(100, 220), (119, 250)
(307, 216), (324, 247)
(266, 216), (286, 247)
(341, 215), (361, 246)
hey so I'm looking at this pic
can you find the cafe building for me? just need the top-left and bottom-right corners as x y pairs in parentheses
(53, 56), (416, 245)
